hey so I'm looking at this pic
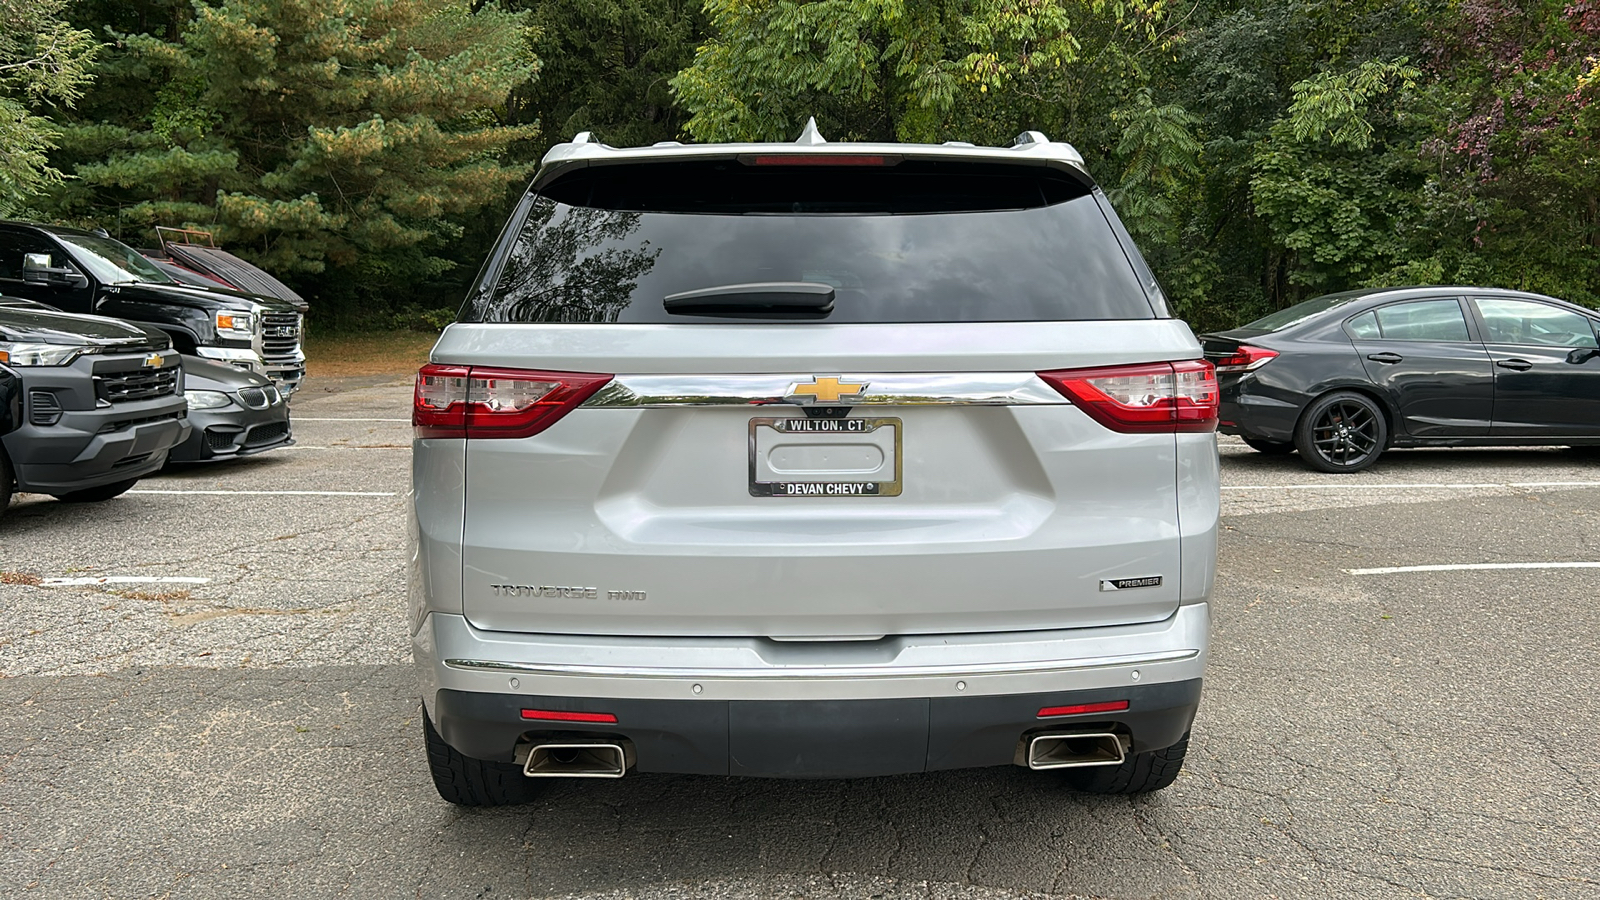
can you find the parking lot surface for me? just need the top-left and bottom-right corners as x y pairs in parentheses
(2, 378), (1596, 899)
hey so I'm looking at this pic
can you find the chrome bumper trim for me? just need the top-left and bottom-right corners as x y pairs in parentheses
(443, 649), (1198, 682)
(582, 372), (1069, 408)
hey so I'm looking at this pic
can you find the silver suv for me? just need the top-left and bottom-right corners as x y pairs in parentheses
(410, 125), (1218, 805)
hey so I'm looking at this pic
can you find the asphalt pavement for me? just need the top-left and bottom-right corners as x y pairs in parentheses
(1, 379), (1596, 899)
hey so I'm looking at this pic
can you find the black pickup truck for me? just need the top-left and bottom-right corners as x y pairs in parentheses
(0, 222), (305, 395)
(0, 297), (189, 519)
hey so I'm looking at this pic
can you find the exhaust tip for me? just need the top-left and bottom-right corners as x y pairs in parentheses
(523, 742), (627, 779)
(1026, 732), (1128, 770)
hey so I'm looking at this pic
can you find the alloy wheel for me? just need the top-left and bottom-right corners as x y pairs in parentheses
(1310, 399), (1380, 467)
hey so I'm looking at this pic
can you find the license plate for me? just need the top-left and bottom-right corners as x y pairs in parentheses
(748, 416), (902, 497)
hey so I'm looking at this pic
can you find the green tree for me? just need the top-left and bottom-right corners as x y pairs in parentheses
(0, 0), (99, 214)
(671, 0), (1096, 143)
(46, 0), (538, 322)
(498, 0), (705, 159)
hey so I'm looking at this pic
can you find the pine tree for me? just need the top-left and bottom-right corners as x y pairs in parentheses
(0, 0), (99, 214)
(47, 0), (537, 316)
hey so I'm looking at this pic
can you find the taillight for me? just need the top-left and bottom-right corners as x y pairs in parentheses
(413, 364), (612, 439)
(1211, 344), (1278, 374)
(1039, 360), (1219, 433)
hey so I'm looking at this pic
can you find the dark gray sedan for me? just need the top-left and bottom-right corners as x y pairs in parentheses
(1202, 286), (1600, 472)
(171, 355), (292, 462)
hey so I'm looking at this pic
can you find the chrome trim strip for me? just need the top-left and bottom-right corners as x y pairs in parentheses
(443, 649), (1197, 681)
(583, 373), (1068, 408)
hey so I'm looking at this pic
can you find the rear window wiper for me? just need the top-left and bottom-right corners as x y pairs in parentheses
(663, 282), (835, 319)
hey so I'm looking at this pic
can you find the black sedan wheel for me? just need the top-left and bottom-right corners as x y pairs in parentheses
(1294, 392), (1388, 473)
(1242, 437), (1295, 455)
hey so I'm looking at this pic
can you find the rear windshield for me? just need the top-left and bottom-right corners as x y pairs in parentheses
(463, 160), (1157, 324)
(1243, 293), (1365, 333)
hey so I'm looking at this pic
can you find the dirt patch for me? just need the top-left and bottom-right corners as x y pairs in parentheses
(303, 330), (436, 378)
(0, 571), (42, 586)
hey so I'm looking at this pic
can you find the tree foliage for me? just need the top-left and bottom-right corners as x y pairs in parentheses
(0, 0), (100, 214)
(43, 0), (538, 321)
(499, 0), (704, 158)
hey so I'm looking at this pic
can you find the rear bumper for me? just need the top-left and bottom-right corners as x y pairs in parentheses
(432, 680), (1201, 777)
(415, 603), (1207, 776)
(1218, 376), (1301, 441)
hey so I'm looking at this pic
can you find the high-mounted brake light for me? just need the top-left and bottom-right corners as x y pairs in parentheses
(1037, 700), (1130, 718)
(1039, 360), (1218, 433)
(413, 364), (612, 439)
(1211, 345), (1279, 374)
(520, 709), (618, 724)
(745, 155), (892, 166)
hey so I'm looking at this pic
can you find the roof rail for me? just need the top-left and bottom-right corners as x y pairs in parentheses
(795, 117), (827, 145)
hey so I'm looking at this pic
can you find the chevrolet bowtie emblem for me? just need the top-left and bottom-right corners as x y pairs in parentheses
(143, 353), (164, 368)
(787, 376), (869, 404)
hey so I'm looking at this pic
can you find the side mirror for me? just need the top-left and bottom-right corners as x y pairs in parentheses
(21, 253), (87, 289)
(1566, 347), (1600, 365)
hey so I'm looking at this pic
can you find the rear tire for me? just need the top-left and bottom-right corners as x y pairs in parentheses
(51, 477), (139, 504)
(423, 709), (541, 807)
(1293, 391), (1388, 473)
(1242, 437), (1294, 455)
(1062, 731), (1190, 795)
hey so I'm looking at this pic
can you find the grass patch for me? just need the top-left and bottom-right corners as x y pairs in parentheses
(303, 329), (437, 378)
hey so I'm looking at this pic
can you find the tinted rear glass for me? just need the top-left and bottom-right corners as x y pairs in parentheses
(463, 160), (1157, 324)
(1244, 293), (1365, 332)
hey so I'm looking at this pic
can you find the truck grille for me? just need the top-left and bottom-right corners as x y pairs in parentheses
(100, 367), (179, 403)
(261, 312), (303, 364)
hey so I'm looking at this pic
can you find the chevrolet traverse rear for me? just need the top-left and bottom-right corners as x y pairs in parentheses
(410, 126), (1218, 805)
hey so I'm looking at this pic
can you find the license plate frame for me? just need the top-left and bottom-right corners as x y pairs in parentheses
(748, 416), (903, 498)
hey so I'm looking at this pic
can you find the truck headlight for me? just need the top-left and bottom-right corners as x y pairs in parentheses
(215, 311), (254, 337)
(186, 390), (234, 410)
(0, 342), (85, 366)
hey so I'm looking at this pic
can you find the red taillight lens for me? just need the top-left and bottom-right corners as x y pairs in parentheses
(1039, 360), (1219, 433)
(1037, 700), (1130, 718)
(1211, 344), (1278, 374)
(413, 364), (612, 439)
(413, 365), (471, 438)
(520, 709), (618, 723)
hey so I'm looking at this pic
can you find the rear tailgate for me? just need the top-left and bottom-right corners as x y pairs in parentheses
(442, 320), (1200, 638)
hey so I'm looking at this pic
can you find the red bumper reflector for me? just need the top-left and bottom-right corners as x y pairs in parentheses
(520, 709), (618, 724)
(1037, 700), (1130, 718)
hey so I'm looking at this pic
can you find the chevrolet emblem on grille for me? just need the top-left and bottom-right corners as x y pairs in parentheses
(786, 376), (869, 405)
(142, 353), (164, 368)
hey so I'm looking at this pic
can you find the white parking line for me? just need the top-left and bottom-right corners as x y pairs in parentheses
(293, 417), (410, 422)
(1225, 481), (1600, 491)
(129, 489), (397, 497)
(41, 576), (212, 586)
(1346, 562), (1600, 575)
